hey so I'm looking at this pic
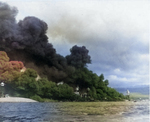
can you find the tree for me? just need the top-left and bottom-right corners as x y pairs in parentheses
(37, 78), (57, 98)
(53, 84), (74, 100)
(99, 74), (104, 81)
(106, 87), (121, 100)
(88, 87), (97, 99)
(14, 68), (38, 97)
(0, 51), (24, 82)
(96, 74), (105, 88)
(104, 80), (109, 86)
(70, 68), (97, 88)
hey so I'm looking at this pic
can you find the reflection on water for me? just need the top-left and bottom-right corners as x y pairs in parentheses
(122, 100), (149, 122)
(0, 103), (63, 122)
(0, 101), (149, 122)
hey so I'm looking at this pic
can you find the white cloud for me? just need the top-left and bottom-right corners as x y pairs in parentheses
(114, 68), (121, 73)
(108, 75), (136, 82)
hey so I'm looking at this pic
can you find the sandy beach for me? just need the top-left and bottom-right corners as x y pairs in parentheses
(0, 97), (37, 102)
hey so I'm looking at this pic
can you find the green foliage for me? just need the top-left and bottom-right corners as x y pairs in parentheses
(104, 80), (109, 86)
(88, 87), (97, 99)
(12, 70), (76, 101)
(14, 68), (37, 86)
(119, 93), (125, 99)
(30, 95), (44, 102)
(36, 78), (56, 97)
(8, 66), (125, 102)
(106, 87), (124, 101)
(53, 84), (74, 100)
(23, 68), (38, 78)
(0, 50), (125, 102)
(12, 68), (38, 97)
(99, 74), (104, 81)
(69, 67), (99, 89)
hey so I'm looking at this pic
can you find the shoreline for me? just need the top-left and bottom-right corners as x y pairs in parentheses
(0, 97), (37, 102)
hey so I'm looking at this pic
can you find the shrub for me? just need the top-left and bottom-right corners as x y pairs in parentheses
(30, 95), (44, 102)
(53, 84), (74, 100)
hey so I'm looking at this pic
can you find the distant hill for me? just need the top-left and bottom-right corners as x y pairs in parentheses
(114, 86), (149, 95)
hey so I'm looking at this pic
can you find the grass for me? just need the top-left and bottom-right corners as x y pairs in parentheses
(58, 101), (134, 115)
(130, 93), (149, 100)
(42, 98), (58, 102)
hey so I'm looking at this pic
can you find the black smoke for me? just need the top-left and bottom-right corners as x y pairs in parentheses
(0, 2), (91, 82)
(66, 45), (91, 68)
(0, 2), (73, 82)
(0, 2), (18, 39)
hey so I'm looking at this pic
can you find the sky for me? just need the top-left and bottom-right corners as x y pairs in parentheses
(1, 0), (149, 88)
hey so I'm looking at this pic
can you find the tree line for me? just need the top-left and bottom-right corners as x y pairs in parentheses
(2, 45), (126, 101)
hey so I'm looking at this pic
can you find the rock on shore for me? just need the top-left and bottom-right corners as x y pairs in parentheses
(0, 97), (37, 102)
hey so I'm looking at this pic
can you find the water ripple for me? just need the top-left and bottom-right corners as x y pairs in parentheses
(0, 101), (149, 122)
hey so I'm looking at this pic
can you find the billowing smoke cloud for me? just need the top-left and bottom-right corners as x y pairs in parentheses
(66, 45), (91, 68)
(0, 1), (148, 87)
(0, 2), (75, 82)
(0, 2), (18, 39)
(45, 1), (148, 86)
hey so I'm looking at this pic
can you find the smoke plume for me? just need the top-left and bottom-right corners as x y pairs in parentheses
(0, 2), (75, 82)
(66, 45), (91, 68)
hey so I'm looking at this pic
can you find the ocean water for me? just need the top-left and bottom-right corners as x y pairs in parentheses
(122, 100), (149, 122)
(0, 103), (63, 122)
(0, 101), (149, 122)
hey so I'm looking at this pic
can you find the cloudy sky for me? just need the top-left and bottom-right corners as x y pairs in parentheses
(1, 0), (149, 88)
